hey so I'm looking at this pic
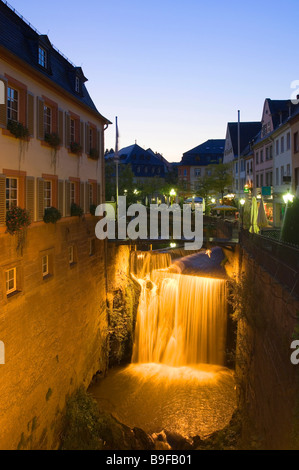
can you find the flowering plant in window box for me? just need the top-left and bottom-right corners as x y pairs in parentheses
(89, 148), (99, 160)
(7, 120), (29, 140)
(43, 207), (62, 224)
(44, 133), (61, 174)
(6, 206), (31, 235)
(6, 206), (31, 255)
(70, 141), (82, 156)
(44, 132), (61, 150)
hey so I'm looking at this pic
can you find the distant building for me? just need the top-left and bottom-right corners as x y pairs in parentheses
(252, 99), (299, 226)
(223, 121), (261, 195)
(286, 103), (299, 197)
(105, 143), (166, 182)
(178, 139), (225, 193)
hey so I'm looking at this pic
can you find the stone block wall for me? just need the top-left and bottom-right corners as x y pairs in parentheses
(0, 216), (108, 449)
(237, 250), (299, 449)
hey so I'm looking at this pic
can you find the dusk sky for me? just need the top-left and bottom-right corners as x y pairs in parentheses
(8, 0), (299, 162)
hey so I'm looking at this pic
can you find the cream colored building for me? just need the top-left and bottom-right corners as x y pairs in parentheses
(0, 2), (112, 449)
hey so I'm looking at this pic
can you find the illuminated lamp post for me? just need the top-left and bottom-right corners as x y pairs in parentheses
(240, 198), (245, 229)
(169, 189), (176, 205)
(280, 192), (294, 241)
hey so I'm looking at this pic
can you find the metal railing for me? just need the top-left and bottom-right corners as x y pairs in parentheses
(240, 230), (299, 299)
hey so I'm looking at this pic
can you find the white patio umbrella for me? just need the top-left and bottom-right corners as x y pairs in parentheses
(257, 197), (268, 228)
(249, 197), (259, 234)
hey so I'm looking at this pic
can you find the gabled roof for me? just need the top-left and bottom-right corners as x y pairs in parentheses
(227, 122), (261, 156)
(0, 1), (111, 123)
(266, 99), (293, 129)
(253, 100), (299, 147)
(180, 139), (225, 166)
(106, 143), (165, 167)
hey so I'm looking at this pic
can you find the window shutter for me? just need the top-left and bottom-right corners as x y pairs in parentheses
(58, 109), (64, 146)
(0, 174), (6, 225)
(80, 182), (85, 211)
(85, 123), (90, 154)
(58, 179), (64, 216)
(0, 78), (7, 128)
(97, 183), (101, 205)
(27, 93), (34, 137)
(80, 121), (84, 152)
(36, 97), (44, 140)
(65, 180), (71, 216)
(37, 178), (45, 221)
(19, 89), (27, 126)
(84, 182), (90, 213)
(26, 176), (35, 222)
(65, 112), (70, 148)
(96, 129), (101, 157)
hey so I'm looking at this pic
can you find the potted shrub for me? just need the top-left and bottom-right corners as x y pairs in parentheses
(7, 120), (29, 140)
(44, 133), (61, 173)
(90, 204), (97, 216)
(70, 142), (82, 156)
(70, 203), (83, 217)
(43, 207), (62, 224)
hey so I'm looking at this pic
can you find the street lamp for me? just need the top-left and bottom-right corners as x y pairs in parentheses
(283, 192), (294, 204)
(240, 198), (245, 229)
(169, 189), (176, 205)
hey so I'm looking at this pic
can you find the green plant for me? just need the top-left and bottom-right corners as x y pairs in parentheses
(61, 387), (103, 450)
(90, 204), (97, 215)
(44, 132), (61, 150)
(5, 206), (31, 235)
(89, 148), (99, 160)
(43, 207), (62, 224)
(7, 120), (29, 139)
(70, 202), (83, 217)
(281, 197), (299, 246)
(70, 141), (82, 155)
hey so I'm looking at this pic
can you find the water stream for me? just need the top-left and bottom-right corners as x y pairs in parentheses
(90, 249), (236, 440)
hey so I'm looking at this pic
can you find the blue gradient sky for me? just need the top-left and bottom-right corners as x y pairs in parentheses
(7, 0), (299, 161)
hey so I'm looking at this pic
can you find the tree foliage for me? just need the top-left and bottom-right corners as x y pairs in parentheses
(195, 162), (233, 200)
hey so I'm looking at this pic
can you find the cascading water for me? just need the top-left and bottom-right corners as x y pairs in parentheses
(132, 270), (227, 366)
(90, 249), (236, 441)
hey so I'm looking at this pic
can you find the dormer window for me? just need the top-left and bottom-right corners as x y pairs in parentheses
(38, 46), (47, 68)
(75, 76), (80, 93)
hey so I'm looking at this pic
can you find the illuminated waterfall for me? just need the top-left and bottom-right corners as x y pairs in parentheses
(131, 251), (227, 366)
(90, 250), (235, 440)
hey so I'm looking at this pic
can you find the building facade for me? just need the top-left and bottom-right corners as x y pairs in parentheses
(0, 1), (111, 449)
(223, 121), (261, 197)
(252, 99), (298, 226)
(178, 139), (225, 194)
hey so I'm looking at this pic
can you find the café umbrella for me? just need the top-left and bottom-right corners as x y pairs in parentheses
(257, 197), (268, 228)
(249, 197), (259, 234)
